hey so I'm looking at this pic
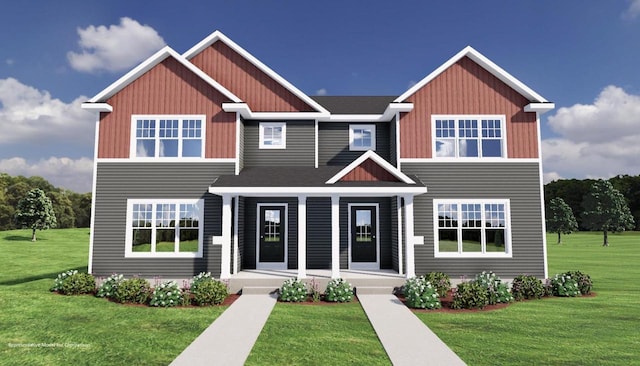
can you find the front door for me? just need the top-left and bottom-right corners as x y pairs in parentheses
(257, 205), (286, 268)
(350, 205), (378, 268)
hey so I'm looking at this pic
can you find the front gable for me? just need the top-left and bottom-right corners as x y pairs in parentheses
(327, 151), (415, 184)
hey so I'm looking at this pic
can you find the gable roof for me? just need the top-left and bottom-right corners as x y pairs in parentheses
(326, 150), (416, 184)
(86, 47), (241, 104)
(395, 46), (549, 104)
(183, 31), (329, 114)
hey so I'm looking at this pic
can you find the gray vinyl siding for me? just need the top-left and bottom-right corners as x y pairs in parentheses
(339, 197), (393, 270)
(389, 118), (397, 167)
(238, 120), (244, 171)
(236, 196), (245, 271)
(306, 197), (332, 269)
(242, 197), (298, 270)
(401, 161), (545, 277)
(391, 196), (399, 272)
(91, 162), (235, 277)
(243, 121), (315, 167)
(318, 122), (392, 166)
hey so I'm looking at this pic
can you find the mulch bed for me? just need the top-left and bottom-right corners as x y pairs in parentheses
(277, 294), (359, 305)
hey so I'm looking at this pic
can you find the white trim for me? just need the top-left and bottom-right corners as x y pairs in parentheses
(395, 46), (549, 103)
(433, 199), (513, 258)
(431, 114), (507, 159)
(96, 158), (236, 163)
(81, 103), (112, 112)
(129, 114), (206, 159)
(184, 31), (329, 114)
(396, 196), (403, 275)
(220, 195), (232, 279)
(414, 236), (424, 245)
(88, 120), (99, 274)
(88, 46), (240, 103)
(331, 195), (341, 279)
(233, 196), (239, 275)
(235, 112), (241, 175)
(210, 185), (427, 196)
(348, 203), (380, 270)
(297, 196), (307, 279)
(326, 150), (416, 185)
(314, 120), (319, 169)
(536, 112), (549, 278)
(124, 199), (204, 258)
(403, 195), (416, 278)
(525, 103), (555, 114)
(395, 111), (402, 169)
(399, 158), (541, 164)
(259, 122), (286, 149)
(349, 124), (376, 151)
(256, 203), (288, 270)
(319, 103), (413, 123)
(222, 103), (328, 120)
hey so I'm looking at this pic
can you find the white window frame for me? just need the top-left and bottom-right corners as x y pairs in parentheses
(431, 115), (507, 159)
(259, 122), (286, 149)
(125, 198), (204, 258)
(349, 124), (376, 151)
(433, 199), (512, 258)
(130, 115), (206, 160)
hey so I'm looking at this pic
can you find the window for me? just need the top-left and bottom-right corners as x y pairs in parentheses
(433, 115), (505, 158)
(131, 115), (204, 158)
(259, 122), (286, 149)
(349, 124), (376, 151)
(126, 199), (203, 257)
(434, 199), (511, 257)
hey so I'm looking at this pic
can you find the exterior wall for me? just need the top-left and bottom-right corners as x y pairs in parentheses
(190, 42), (315, 112)
(306, 197), (332, 269)
(391, 197), (399, 272)
(91, 162), (235, 277)
(243, 120), (315, 167)
(399, 56), (538, 159)
(236, 196), (245, 271)
(318, 122), (392, 166)
(401, 161), (545, 277)
(99, 57), (236, 159)
(340, 159), (398, 182)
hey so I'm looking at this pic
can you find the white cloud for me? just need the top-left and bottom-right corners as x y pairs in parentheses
(5, 59), (14, 66)
(67, 17), (165, 73)
(622, 0), (640, 19)
(315, 88), (327, 96)
(0, 157), (93, 192)
(542, 85), (640, 182)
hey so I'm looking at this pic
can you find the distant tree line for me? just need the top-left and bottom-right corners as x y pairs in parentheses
(0, 173), (91, 231)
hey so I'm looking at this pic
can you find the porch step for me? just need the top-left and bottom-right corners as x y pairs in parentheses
(242, 286), (279, 295)
(355, 286), (396, 295)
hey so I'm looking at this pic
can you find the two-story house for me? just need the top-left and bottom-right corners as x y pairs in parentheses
(81, 31), (554, 282)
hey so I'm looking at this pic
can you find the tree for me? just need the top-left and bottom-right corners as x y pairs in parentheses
(14, 189), (57, 241)
(582, 180), (635, 246)
(546, 197), (578, 244)
(49, 191), (76, 228)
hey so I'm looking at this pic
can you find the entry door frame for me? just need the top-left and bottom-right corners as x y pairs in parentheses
(348, 203), (380, 270)
(256, 203), (288, 270)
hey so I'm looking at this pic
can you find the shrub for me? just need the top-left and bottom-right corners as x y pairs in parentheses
(451, 281), (489, 309)
(324, 278), (353, 302)
(114, 278), (151, 304)
(278, 278), (307, 302)
(191, 272), (212, 288)
(149, 281), (183, 307)
(59, 272), (96, 295)
(191, 278), (228, 306)
(51, 270), (78, 292)
(550, 274), (580, 297)
(473, 271), (513, 305)
(511, 274), (546, 301)
(403, 277), (441, 310)
(563, 271), (592, 295)
(96, 274), (124, 299)
(423, 272), (451, 298)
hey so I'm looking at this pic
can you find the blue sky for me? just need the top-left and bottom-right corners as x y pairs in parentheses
(1, 1), (640, 192)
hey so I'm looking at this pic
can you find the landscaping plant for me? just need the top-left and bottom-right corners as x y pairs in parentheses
(50, 269), (79, 292)
(51, 270), (95, 295)
(191, 277), (228, 305)
(403, 277), (441, 309)
(451, 281), (489, 309)
(95, 273), (124, 298)
(278, 278), (307, 302)
(324, 278), (353, 302)
(563, 270), (592, 295)
(473, 271), (513, 305)
(511, 274), (546, 301)
(150, 280), (183, 307)
(114, 277), (151, 304)
(550, 273), (581, 297)
(423, 271), (451, 297)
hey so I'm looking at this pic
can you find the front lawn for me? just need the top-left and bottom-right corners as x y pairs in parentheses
(0, 229), (226, 365)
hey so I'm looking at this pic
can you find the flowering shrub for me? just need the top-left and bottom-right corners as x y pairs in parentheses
(191, 272), (212, 288)
(114, 278), (151, 304)
(423, 272), (451, 297)
(191, 278), (228, 305)
(59, 272), (96, 295)
(562, 271), (592, 295)
(51, 270), (79, 292)
(150, 281), (182, 307)
(278, 278), (307, 302)
(472, 271), (513, 305)
(403, 277), (441, 309)
(310, 278), (321, 302)
(550, 274), (580, 297)
(96, 274), (124, 299)
(451, 281), (489, 309)
(324, 278), (353, 302)
(511, 274), (546, 301)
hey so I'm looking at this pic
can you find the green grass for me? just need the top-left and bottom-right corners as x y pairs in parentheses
(132, 240), (198, 252)
(245, 303), (390, 366)
(0, 229), (226, 366)
(416, 231), (640, 365)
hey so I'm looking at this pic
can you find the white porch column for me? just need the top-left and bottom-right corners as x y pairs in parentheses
(220, 194), (233, 279)
(331, 195), (340, 279)
(297, 195), (307, 279)
(403, 195), (416, 278)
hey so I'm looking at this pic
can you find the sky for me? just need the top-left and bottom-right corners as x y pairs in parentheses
(1, 1), (640, 193)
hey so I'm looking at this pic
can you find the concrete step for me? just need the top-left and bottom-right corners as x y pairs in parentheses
(356, 286), (396, 295)
(241, 286), (279, 295)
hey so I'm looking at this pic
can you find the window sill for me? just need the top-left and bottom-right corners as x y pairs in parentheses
(434, 252), (512, 259)
(125, 252), (203, 259)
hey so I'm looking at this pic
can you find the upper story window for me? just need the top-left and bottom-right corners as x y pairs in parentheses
(349, 124), (376, 151)
(131, 115), (205, 158)
(433, 115), (505, 158)
(259, 122), (286, 149)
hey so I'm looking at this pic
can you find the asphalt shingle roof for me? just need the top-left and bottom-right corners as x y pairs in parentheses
(310, 96), (397, 114)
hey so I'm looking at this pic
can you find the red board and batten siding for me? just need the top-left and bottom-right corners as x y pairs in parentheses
(339, 159), (399, 182)
(190, 42), (315, 113)
(399, 56), (539, 159)
(98, 57), (236, 159)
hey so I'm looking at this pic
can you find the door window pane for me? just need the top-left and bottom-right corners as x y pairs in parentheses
(264, 209), (281, 242)
(355, 210), (372, 242)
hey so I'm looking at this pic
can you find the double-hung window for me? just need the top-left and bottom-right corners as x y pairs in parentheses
(132, 115), (205, 158)
(126, 199), (203, 257)
(434, 199), (511, 257)
(259, 122), (286, 149)
(433, 115), (505, 158)
(349, 124), (376, 151)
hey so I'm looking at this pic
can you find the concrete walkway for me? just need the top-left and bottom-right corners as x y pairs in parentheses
(358, 294), (466, 366)
(170, 293), (277, 366)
